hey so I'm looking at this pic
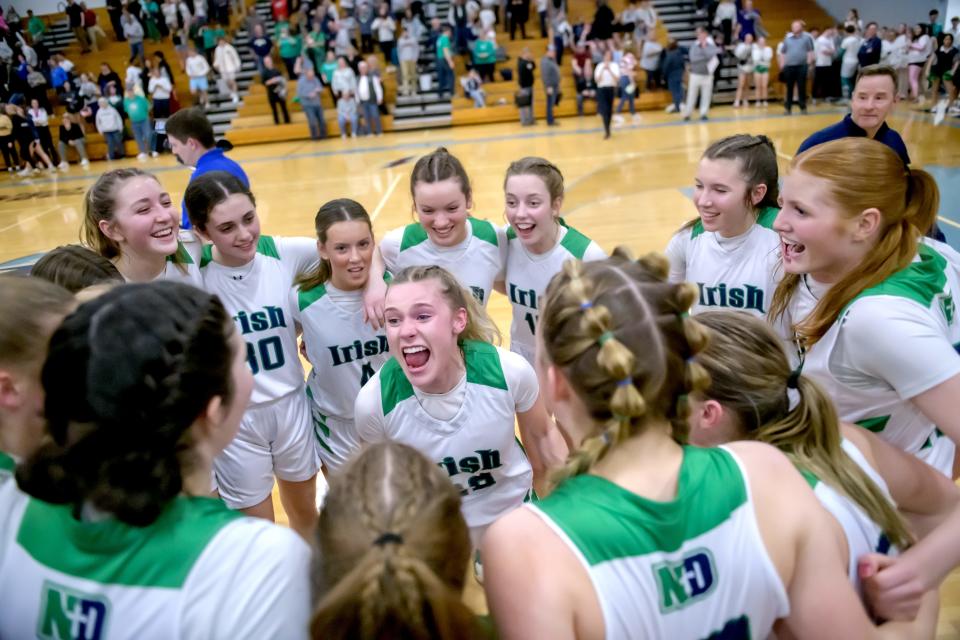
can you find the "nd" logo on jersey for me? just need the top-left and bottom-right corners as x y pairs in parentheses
(653, 549), (718, 613)
(37, 581), (110, 640)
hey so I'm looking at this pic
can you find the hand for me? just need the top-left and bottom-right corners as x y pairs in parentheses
(362, 276), (387, 331)
(859, 553), (927, 621)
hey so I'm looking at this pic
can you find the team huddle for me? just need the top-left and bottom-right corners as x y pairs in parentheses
(0, 127), (958, 639)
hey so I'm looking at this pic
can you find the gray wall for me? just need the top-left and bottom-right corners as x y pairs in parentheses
(813, 0), (946, 28)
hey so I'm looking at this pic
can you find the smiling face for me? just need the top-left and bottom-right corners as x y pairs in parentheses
(774, 169), (873, 283)
(99, 175), (179, 260)
(851, 74), (896, 134)
(384, 279), (467, 394)
(413, 178), (471, 247)
(201, 193), (261, 267)
(320, 219), (374, 291)
(693, 157), (759, 238)
(505, 174), (562, 254)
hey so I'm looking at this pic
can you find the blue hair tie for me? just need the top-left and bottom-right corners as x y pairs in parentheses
(580, 300), (593, 310)
(617, 376), (633, 387)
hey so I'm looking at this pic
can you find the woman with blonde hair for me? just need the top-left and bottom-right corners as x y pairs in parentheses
(773, 137), (960, 478)
(311, 442), (484, 639)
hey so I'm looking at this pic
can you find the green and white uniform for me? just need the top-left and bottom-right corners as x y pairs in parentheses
(529, 446), (789, 640)
(0, 492), (311, 640)
(799, 439), (897, 595)
(121, 237), (203, 286)
(379, 218), (507, 306)
(0, 449), (14, 484)
(789, 243), (960, 476)
(293, 280), (390, 472)
(665, 208), (781, 317)
(505, 221), (606, 364)
(354, 340), (535, 545)
(200, 236), (321, 508)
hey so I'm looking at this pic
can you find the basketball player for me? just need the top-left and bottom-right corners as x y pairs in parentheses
(481, 250), (937, 639)
(82, 168), (203, 284)
(379, 148), (507, 307)
(354, 266), (567, 543)
(0, 283), (311, 638)
(501, 157), (606, 365)
(30, 245), (124, 293)
(692, 310), (960, 602)
(771, 138), (960, 478)
(0, 277), (74, 479)
(293, 199), (389, 472)
(184, 171), (320, 539)
(310, 443), (484, 639)
(665, 134), (781, 316)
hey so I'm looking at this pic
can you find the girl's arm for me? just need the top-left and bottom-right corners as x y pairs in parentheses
(362, 245), (388, 331)
(516, 395), (568, 496)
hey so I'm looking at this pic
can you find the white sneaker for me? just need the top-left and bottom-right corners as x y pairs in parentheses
(137, 152), (148, 161)
(80, 158), (90, 167)
(612, 114), (624, 127)
(341, 133), (347, 139)
(631, 113), (642, 123)
(17, 167), (29, 176)
(231, 94), (239, 103)
(57, 161), (69, 170)
(934, 99), (948, 126)
(351, 132), (357, 138)
(32, 167), (41, 175)
(665, 104), (676, 113)
(733, 100), (740, 107)
(150, 151), (159, 158)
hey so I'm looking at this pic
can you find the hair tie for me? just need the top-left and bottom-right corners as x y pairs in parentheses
(786, 369), (801, 389)
(786, 388), (801, 412)
(617, 376), (633, 387)
(580, 300), (593, 310)
(373, 532), (404, 547)
(597, 331), (615, 346)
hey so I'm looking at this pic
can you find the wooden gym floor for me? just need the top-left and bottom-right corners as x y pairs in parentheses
(2, 104), (960, 636)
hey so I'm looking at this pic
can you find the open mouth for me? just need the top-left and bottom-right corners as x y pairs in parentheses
(402, 345), (430, 370)
(236, 240), (255, 252)
(514, 221), (536, 236)
(151, 227), (174, 240)
(347, 265), (365, 275)
(781, 238), (806, 260)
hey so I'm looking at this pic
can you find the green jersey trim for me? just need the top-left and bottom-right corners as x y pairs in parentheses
(298, 283), (328, 311)
(399, 222), (429, 252)
(165, 241), (195, 265)
(844, 243), (946, 313)
(0, 449), (14, 473)
(797, 466), (819, 489)
(380, 340), (508, 416)
(506, 218), (594, 259)
(690, 206), (779, 240)
(470, 218), (500, 247)
(200, 236), (279, 268)
(17, 496), (243, 588)
(200, 244), (213, 268)
(856, 415), (890, 433)
(535, 446), (747, 564)
(400, 219), (499, 252)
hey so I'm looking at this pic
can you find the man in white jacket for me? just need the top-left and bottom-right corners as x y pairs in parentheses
(95, 97), (125, 160)
(356, 60), (384, 135)
(185, 46), (212, 108)
(213, 37), (242, 103)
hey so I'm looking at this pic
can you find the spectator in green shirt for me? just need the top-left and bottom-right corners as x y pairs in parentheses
(27, 10), (45, 44)
(436, 22), (454, 96)
(278, 26), (302, 77)
(471, 31), (497, 81)
(201, 22), (226, 63)
(123, 87), (155, 160)
(305, 21), (327, 70)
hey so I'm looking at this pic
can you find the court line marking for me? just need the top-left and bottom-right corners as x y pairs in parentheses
(939, 216), (960, 229)
(0, 205), (60, 233)
(370, 174), (402, 221)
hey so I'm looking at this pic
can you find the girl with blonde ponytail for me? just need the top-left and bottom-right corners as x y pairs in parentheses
(354, 265), (566, 546)
(482, 248), (938, 639)
(772, 137), (960, 478)
(690, 310), (960, 611)
(311, 442), (484, 640)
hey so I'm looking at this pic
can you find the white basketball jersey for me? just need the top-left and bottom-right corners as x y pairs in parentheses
(354, 341), (534, 542)
(128, 239), (202, 286)
(0, 491), (311, 640)
(665, 208), (781, 317)
(293, 281), (389, 467)
(529, 445), (789, 640)
(0, 449), (13, 485)
(379, 218), (507, 306)
(200, 236), (318, 405)
(505, 222), (606, 364)
(795, 243), (960, 476)
(799, 439), (897, 594)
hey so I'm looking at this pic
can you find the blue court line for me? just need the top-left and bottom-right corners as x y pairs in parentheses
(0, 108), (851, 192)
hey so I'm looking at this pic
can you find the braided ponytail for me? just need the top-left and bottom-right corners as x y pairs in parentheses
(16, 282), (236, 526)
(311, 443), (483, 640)
(540, 247), (711, 484)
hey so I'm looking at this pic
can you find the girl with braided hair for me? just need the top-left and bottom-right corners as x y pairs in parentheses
(310, 442), (485, 640)
(0, 282), (312, 639)
(665, 133), (782, 317)
(481, 248), (937, 639)
(378, 147), (508, 307)
(185, 170), (320, 539)
(0, 276), (74, 481)
(293, 199), (390, 472)
(30, 244), (124, 293)
(354, 265), (566, 545)
(772, 138), (960, 478)
(690, 310), (959, 619)
(82, 168), (203, 285)
(501, 156), (606, 366)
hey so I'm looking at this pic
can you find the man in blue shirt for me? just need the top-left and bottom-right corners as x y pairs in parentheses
(857, 22), (882, 68)
(166, 107), (250, 230)
(797, 65), (910, 164)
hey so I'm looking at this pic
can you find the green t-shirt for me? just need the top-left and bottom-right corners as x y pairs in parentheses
(279, 34), (302, 59)
(203, 26), (225, 50)
(28, 16), (45, 37)
(123, 95), (151, 122)
(437, 34), (451, 62)
(472, 39), (496, 65)
(320, 60), (337, 83)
